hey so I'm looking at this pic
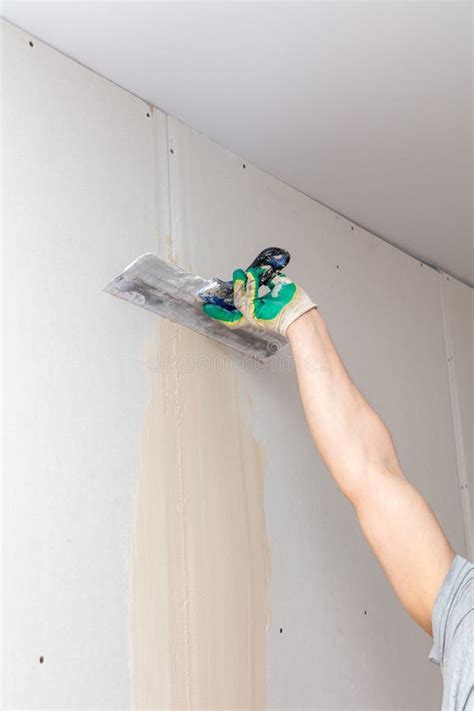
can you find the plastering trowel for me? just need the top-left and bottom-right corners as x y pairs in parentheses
(103, 247), (290, 360)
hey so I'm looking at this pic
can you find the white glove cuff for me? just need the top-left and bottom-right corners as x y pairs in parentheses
(278, 294), (317, 337)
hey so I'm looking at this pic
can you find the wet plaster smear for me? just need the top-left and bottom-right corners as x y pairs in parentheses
(131, 318), (271, 709)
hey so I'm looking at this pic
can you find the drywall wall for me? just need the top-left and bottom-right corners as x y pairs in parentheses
(3, 18), (473, 711)
(1, 20), (158, 708)
(439, 273), (473, 558)
(161, 115), (471, 709)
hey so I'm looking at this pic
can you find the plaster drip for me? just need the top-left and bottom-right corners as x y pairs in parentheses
(131, 319), (270, 710)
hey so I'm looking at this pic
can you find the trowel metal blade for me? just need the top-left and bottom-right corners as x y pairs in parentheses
(103, 254), (287, 361)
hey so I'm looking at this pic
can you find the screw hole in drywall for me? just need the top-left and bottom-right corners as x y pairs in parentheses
(242, 163), (246, 169)
(146, 112), (151, 118)
(364, 611), (367, 616)
(279, 628), (283, 634)
(29, 41), (34, 47)
(336, 265), (340, 270)
(170, 148), (175, 154)
(39, 656), (44, 664)
(350, 226), (354, 230)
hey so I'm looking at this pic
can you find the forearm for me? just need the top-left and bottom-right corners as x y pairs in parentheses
(287, 308), (454, 633)
(287, 308), (399, 501)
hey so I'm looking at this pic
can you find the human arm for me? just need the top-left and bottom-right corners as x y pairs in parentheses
(203, 268), (455, 635)
(287, 308), (454, 635)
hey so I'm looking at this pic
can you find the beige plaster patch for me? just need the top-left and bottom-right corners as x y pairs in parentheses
(131, 320), (270, 709)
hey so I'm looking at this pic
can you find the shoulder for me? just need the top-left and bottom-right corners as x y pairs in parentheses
(429, 556), (474, 708)
(430, 555), (473, 662)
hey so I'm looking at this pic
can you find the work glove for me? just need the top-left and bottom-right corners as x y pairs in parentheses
(202, 267), (316, 337)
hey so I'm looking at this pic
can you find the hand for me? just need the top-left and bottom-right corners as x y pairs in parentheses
(202, 267), (316, 337)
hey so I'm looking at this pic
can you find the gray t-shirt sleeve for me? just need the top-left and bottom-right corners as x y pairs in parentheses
(429, 555), (474, 710)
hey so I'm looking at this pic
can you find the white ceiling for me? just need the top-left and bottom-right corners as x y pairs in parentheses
(3, 1), (473, 285)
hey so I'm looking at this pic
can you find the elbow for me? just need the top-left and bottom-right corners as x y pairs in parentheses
(334, 449), (405, 511)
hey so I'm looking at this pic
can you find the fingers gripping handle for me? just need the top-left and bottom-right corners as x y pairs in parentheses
(247, 247), (291, 287)
(221, 247), (290, 296)
(199, 247), (290, 309)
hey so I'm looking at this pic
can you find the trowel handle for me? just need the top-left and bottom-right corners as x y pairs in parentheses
(247, 247), (291, 287)
(200, 248), (291, 310)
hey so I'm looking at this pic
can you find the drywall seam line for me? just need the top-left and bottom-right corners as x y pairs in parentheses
(154, 108), (172, 257)
(165, 114), (194, 708)
(167, 116), (185, 262)
(163, 115), (192, 706)
(439, 270), (473, 559)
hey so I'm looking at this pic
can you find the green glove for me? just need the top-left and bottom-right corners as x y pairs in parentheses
(202, 267), (315, 337)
